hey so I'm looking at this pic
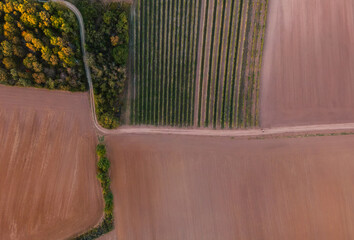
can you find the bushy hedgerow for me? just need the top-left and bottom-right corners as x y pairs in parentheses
(74, 139), (114, 240)
(0, 0), (85, 91)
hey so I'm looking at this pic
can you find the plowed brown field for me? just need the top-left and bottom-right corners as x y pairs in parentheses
(107, 134), (354, 240)
(261, 0), (354, 127)
(0, 85), (102, 240)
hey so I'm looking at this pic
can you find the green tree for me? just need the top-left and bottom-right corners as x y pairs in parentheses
(96, 144), (106, 158)
(113, 45), (128, 66)
(98, 157), (110, 172)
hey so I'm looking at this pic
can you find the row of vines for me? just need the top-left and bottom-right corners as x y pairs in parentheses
(131, 0), (201, 126)
(130, 0), (269, 129)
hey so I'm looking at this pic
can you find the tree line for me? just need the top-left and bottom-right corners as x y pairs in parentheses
(0, 0), (85, 91)
(75, 0), (130, 129)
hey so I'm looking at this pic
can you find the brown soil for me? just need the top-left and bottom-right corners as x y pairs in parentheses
(261, 0), (354, 127)
(0, 85), (103, 240)
(97, 230), (117, 240)
(107, 133), (354, 240)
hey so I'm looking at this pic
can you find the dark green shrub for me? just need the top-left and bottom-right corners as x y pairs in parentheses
(98, 157), (110, 172)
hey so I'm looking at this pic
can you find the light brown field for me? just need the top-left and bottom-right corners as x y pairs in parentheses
(107, 134), (354, 240)
(0, 85), (102, 240)
(261, 0), (354, 127)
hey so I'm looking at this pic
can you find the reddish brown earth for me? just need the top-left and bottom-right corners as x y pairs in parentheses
(261, 0), (354, 127)
(0, 85), (102, 240)
(97, 231), (117, 240)
(107, 134), (354, 240)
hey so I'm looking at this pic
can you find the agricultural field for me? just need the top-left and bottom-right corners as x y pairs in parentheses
(0, 86), (102, 239)
(261, 0), (354, 128)
(130, 0), (269, 129)
(107, 133), (354, 240)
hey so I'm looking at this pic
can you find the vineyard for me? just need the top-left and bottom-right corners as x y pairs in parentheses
(130, 0), (268, 128)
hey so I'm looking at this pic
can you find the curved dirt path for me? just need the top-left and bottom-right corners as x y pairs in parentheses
(52, 0), (107, 134)
(54, 0), (354, 138)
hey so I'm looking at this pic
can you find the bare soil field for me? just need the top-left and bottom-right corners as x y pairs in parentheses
(261, 0), (354, 127)
(97, 231), (117, 240)
(107, 134), (354, 240)
(0, 85), (102, 240)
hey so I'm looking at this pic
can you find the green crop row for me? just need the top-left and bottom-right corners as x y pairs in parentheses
(235, 0), (253, 128)
(255, 0), (269, 126)
(197, 0), (211, 127)
(213, 0), (227, 128)
(132, 0), (196, 126)
(230, 0), (248, 128)
(131, 0), (268, 129)
(221, 0), (241, 128)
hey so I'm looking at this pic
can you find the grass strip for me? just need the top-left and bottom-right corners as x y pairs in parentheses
(229, 0), (246, 128)
(190, 0), (202, 126)
(221, 0), (239, 128)
(213, 0), (227, 128)
(176, 0), (186, 126)
(204, 0), (218, 127)
(152, 0), (158, 125)
(254, 0), (269, 126)
(197, 0), (210, 127)
(236, 0), (253, 127)
(182, 0), (193, 126)
(148, 0), (153, 124)
(246, 1), (261, 127)
(168, 0), (178, 124)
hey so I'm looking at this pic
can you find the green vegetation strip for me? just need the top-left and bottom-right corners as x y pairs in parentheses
(246, 1), (261, 127)
(235, 0), (252, 127)
(197, 0), (210, 127)
(213, 0), (227, 128)
(190, 0), (202, 126)
(204, 0), (218, 127)
(74, 138), (114, 240)
(254, 0), (269, 126)
(221, 0), (239, 128)
(229, 0), (245, 128)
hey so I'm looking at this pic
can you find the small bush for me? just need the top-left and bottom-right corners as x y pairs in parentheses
(96, 144), (106, 158)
